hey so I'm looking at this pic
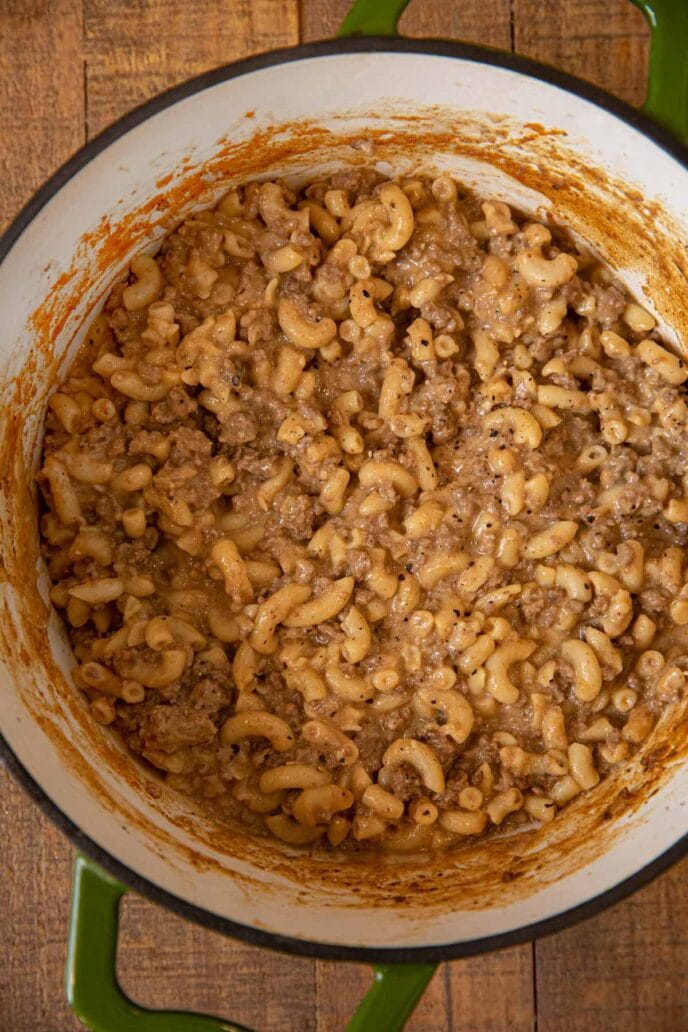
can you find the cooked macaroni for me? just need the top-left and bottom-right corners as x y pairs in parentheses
(39, 169), (688, 852)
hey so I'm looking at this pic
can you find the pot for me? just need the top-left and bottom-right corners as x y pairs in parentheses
(1, 1), (688, 1028)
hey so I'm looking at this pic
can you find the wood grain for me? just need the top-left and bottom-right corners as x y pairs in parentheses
(83, 0), (299, 136)
(514, 0), (649, 107)
(447, 945), (535, 1032)
(0, 2), (685, 1031)
(0, 0), (84, 233)
(0, 7), (84, 1025)
(314, 959), (450, 1031)
(0, 770), (83, 1031)
(535, 856), (688, 1032)
(300, 0), (511, 48)
(117, 893), (317, 1031)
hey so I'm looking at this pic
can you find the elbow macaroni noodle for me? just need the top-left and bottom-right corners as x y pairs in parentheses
(39, 170), (687, 853)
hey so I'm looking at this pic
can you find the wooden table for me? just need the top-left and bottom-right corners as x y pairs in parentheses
(1, 1), (687, 1028)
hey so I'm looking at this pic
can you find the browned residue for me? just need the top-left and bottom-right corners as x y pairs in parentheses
(3, 103), (688, 922)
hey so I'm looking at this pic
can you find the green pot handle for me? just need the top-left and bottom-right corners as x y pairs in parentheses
(66, 856), (247, 1031)
(338, 0), (411, 37)
(346, 963), (438, 1031)
(630, 0), (688, 144)
(340, 0), (688, 145)
(66, 856), (437, 1031)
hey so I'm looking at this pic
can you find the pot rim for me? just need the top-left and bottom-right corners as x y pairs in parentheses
(2, 35), (688, 963)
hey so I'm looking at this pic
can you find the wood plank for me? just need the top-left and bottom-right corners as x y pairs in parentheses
(447, 945), (535, 1031)
(83, 0), (299, 136)
(0, 0), (83, 1020)
(0, 760), (318, 1032)
(536, 856), (688, 1031)
(514, 0), (649, 107)
(315, 959), (450, 1032)
(117, 895), (317, 1031)
(315, 944), (535, 1032)
(0, 769), (83, 1030)
(0, 0), (85, 233)
(300, 0), (511, 48)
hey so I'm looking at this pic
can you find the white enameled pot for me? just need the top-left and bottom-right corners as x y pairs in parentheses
(1, 1), (688, 1028)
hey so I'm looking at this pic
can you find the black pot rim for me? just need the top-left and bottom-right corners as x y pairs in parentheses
(2, 34), (688, 966)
